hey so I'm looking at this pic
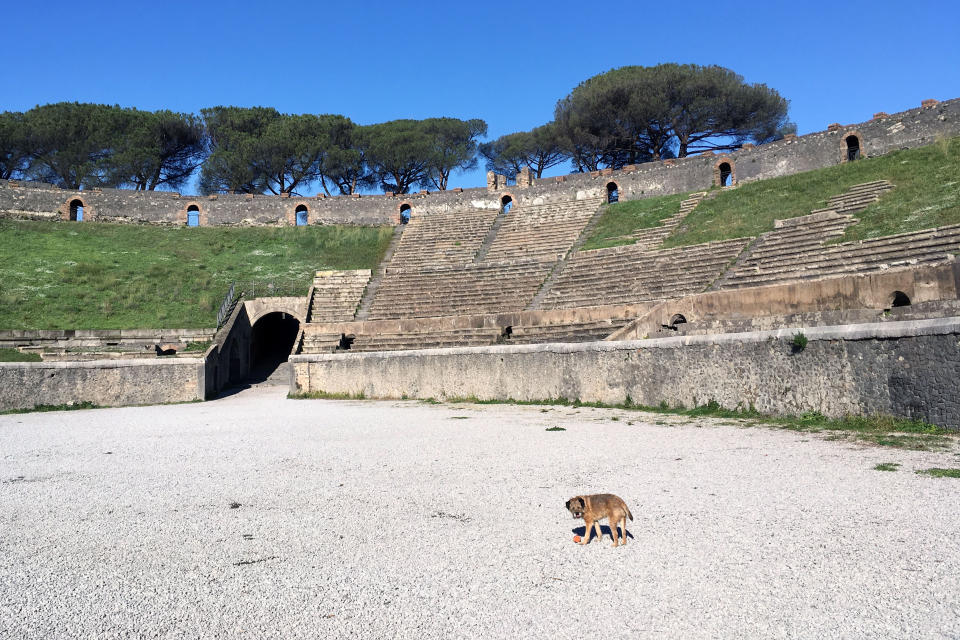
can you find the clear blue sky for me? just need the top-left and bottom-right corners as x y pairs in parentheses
(5, 0), (959, 193)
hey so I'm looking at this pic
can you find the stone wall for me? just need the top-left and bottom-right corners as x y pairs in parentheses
(1, 98), (957, 227)
(0, 357), (205, 411)
(290, 317), (960, 430)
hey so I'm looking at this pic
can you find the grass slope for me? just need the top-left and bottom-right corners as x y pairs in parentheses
(0, 221), (393, 330)
(664, 136), (960, 247)
(581, 192), (690, 250)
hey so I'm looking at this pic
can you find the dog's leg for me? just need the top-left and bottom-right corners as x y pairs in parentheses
(580, 519), (592, 545)
(593, 521), (603, 545)
(610, 518), (620, 547)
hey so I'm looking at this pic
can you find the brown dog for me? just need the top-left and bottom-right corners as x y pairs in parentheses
(565, 494), (633, 547)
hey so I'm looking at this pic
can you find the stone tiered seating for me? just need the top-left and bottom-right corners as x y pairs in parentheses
(299, 330), (343, 354)
(366, 260), (553, 319)
(540, 239), (751, 309)
(308, 269), (371, 322)
(349, 327), (503, 352)
(720, 224), (960, 289)
(505, 318), (633, 344)
(482, 198), (604, 263)
(817, 180), (893, 215)
(625, 192), (708, 250)
(387, 208), (499, 269)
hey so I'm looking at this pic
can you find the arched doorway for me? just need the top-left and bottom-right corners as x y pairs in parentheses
(606, 182), (619, 204)
(399, 203), (412, 224)
(718, 162), (732, 187)
(501, 195), (513, 214)
(69, 199), (84, 221)
(249, 312), (301, 383)
(845, 135), (861, 161)
(295, 204), (309, 226)
(187, 204), (200, 227)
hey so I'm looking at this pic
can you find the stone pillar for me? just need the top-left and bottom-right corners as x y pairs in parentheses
(516, 166), (534, 188)
(487, 171), (497, 192)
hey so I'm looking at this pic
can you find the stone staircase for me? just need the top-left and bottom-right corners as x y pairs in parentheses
(623, 191), (708, 250)
(355, 224), (405, 320)
(481, 198), (604, 263)
(386, 208), (499, 270)
(308, 269), (372, 323)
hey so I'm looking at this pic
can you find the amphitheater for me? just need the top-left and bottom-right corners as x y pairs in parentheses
(3, 99), (960, 638)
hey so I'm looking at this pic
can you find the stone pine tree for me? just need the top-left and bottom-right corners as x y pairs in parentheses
(199, 106), (279, 194)
(479, 123), (565, 179)
(554, 63), (792, 169)
(110, 110), (207, 191)
(0, 111), (31, 180)
(317, 122), (375, 196)
(421, 117), (487, 190)
(363, 120), (434, 194)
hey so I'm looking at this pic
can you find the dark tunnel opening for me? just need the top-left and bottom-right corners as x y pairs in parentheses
(249, 312), (300, 382)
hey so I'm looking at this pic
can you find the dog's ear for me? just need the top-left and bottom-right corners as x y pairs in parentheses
(565, 499), (571, 510)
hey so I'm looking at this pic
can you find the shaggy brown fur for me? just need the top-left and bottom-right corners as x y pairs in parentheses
(565, 493), (633, 547)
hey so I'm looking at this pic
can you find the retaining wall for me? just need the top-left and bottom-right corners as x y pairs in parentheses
(0, 357), (205, 411)
(290, 317), (960, 430)
(1, 98), (957, 226)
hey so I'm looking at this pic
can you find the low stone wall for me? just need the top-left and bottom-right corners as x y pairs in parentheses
(0, 357), (205, 411)
(0, 328), (215, 349)
(290, 317), (960, 430)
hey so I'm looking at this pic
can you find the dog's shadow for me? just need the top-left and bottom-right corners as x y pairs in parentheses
(572, 525), (635, 541)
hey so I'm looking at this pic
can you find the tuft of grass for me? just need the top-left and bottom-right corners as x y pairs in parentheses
(663, 136), (960, 247)
(545, 426), (566, 431)
(581, 192), (691, 250)
(873, 462), (901, 472)
(0, 220), (394, 330)
(181, 340), (213, 353)
(791, 331), (808, 352)
(915, 467), (960, 478)
(0, 348), (42, 362)
(1, 401), (99, 415)
(288, 390), (366, 400)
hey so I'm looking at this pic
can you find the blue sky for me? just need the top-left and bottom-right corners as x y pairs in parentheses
(5, 0), (959, 192)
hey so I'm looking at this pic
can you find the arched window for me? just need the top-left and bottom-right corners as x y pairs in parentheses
(606, 182), (619, 204)
(399, 204), (412, 224)
(846, 135), (861, 161)
(295, 204), (308, 226)
(718, 163), (732, 187)
(670, 314), (687, 326)
(891, 291), (911, 307)
(501, 195), (513, 214)
(186, 205), (200, 227)
(69, 199), (84, 222)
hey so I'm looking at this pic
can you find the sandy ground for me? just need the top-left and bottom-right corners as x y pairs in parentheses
(1, 385), (958, 639)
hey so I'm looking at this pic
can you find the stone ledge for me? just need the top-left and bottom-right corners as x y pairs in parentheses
(0, 357), (204, 370)
(289, 316), (960, 362)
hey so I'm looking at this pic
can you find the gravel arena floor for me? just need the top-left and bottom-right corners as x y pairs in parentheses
(2, 385), (959, 639)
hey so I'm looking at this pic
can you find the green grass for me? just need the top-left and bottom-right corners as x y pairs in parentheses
(0, 401), (99, 415)
(181, 340), (213, 353)
(288, 390), (367, 400)
(915, 467), (960, 478)
(663, 136), (960, 248)
(873, 462), (901, 472)
(0, 347), (41, 362)
(0, 220), (394, 330)
(545, 425), (566, 431)
(581, 192), (690, 250)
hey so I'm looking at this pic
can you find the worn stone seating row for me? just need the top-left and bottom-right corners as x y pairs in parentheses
(483, 198), (604, 262)
(746, 211), (856, 260)
(299, 331), (343, 354)
(366, 260), (553, 319)
(349, 327), (503, 352)
(388, 208), (499, 268)
(505, 318), (632, 344)
(540, 239), (750, 309)
(816, 180), (893, 215)
(308, 269), (371, 322)
(625, 192), (708, 250)
(721, 224), (960, 289)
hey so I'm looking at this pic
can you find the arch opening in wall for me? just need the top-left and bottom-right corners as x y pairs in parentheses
(186, 204), (200, 227)
(249, 311), (301, 383)
(399, 203), (412, 224)
(500, 195), (513, 214)
(295, 204), (309, 226)
(606, 182), (619, 204)
(718, 163), (732, 187)
(670, 314), (687, 326)
(69, 199), (85, 222)
(891, 291), (911, 308)
(845, 135), (861, 161)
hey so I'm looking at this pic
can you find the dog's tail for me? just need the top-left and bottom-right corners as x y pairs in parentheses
(626, 506), (634, 521)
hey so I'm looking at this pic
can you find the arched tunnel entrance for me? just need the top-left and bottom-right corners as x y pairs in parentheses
(249, 312), (300, 383)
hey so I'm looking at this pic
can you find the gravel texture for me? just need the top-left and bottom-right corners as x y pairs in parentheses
(1, 386), (959, 639)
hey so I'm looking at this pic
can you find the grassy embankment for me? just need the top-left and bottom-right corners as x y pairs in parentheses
(0, 222), (393, 330)
(581, 136), (960, 250)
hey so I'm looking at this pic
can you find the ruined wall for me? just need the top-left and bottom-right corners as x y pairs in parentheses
(1, 99), (957, 227)
(0, 357), (205, 411)
(291, 317), (960, 430)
